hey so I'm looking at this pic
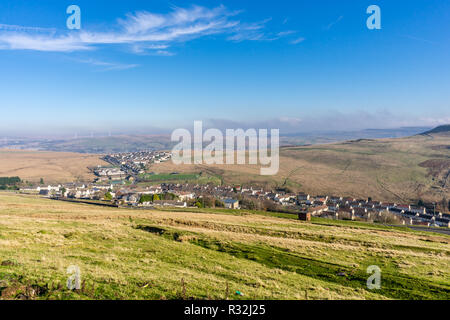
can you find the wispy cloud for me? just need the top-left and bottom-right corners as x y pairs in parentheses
(74, 58), (139, 71)
(291, 37), (305, 45)
(0, 23), (56, 32)
(324, 15), (343, 30)
(154, 50), (176, 57)
(226, 18), (273, 42)
(0, 5), (288, 53)
(0, 33), (91, 52)
(277, 30), (297, 37)
(399, 34), (437, 45)
(130, 43), (170, 54)
(228, 21), (301, 43)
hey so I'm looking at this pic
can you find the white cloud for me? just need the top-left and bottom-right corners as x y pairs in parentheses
(74, 58), (139, 71)
(227, 19), (302, 43)
(277, 30), (296, 37)
(130, 43), (169, 54)
(155, 50), (175, 56)
(399, 34), (437, 45)
(279, 117), (302, 126)
(418, 117), (450, 126)
(324, 15), (343, 30)
(291, 37), (305, 45)
(0, 33), (90, 52)
(0, 5), (280, 53)
(0, 23), (56, 32)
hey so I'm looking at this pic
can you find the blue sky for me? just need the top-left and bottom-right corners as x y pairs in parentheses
(0, 0), (449, 136)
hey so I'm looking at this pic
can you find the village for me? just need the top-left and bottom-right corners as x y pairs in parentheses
(18, 150), (450, 230)
(96, 151), (172, 178)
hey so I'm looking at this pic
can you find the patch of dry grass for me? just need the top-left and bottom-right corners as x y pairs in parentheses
(0, 149), (107, 183)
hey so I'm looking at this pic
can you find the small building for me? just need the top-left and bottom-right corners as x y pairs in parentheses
(297, 193), (310, 201)
(152, 200), (187, 208)
(298, 211), (311, 221)
(224, 199), (240, 209)
(434, 217), (450, 228)
(176, 191), (195, 201)
(308, 204), (328, 216)
(328, 196), (342, 203)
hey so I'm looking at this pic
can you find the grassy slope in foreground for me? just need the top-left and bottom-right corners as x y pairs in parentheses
(0, 192), (449, 300)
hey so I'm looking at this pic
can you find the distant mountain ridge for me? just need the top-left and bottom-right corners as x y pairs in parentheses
(0, 126), (440, 153)
(421, 125), (450, 135)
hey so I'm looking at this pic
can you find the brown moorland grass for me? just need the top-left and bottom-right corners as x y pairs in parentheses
(0, 149), (108, 184)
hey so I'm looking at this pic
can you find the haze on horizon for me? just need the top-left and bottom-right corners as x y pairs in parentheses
(0, 0), (449, 136)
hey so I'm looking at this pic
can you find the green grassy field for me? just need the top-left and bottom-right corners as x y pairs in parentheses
(0, 192), (449, 300)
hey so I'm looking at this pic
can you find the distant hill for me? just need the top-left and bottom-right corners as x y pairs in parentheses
(151, 133), (450, 204)
(1, 127), (433, 153)
(1, 135), (176, 154)
(421, 125), (450, 135)
(1, 130), (449, 202)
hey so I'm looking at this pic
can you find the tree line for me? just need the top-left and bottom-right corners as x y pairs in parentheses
(0, 176), (21, 190)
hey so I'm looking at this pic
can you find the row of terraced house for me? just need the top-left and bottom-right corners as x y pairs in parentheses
(20, 182), (450, 228)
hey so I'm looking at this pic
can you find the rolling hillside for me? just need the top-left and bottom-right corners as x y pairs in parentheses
(0, 193), (448, 300)
(0, 150), (108, 184)
(0, 126), (448, 203)
(151, 130), (450, 203)
(422, 125), (450, 136)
